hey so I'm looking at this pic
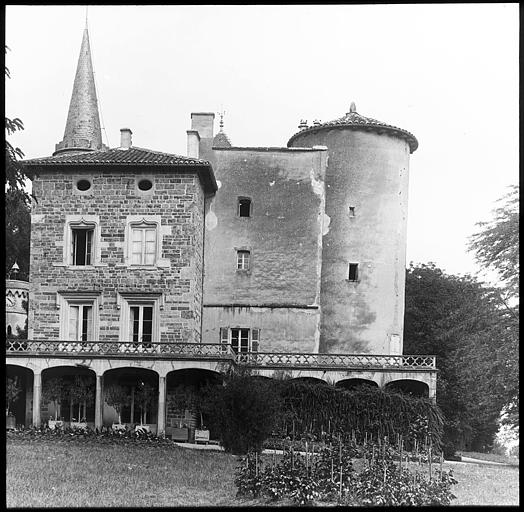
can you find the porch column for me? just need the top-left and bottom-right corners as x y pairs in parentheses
(157, 375), (166, 437)
(95, 374), (103, 430)
(32, 372), (42, 428)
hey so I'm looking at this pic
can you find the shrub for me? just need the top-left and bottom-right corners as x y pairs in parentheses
(202, 373), (281, 454)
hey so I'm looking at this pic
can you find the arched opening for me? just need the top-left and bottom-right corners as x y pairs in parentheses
(385, 379), (429, 398)
(289, 377), (329, 386)
(7, 325), (13, 337)
(103, 368), (158, 432)
(336, 378), (379, 391)
(6, 365), (33, 428)
(166, 369), (223, 442)
(41, 366), (96, 427)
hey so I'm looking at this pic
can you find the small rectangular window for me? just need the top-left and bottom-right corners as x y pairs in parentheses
(72, 228), (93, 265)
(237, 250), (250, 270)
(238, 198), (252, 217)
(230, 328), (256, 353)
(348, 263), (359, 281)
(349, 206), (356, 217)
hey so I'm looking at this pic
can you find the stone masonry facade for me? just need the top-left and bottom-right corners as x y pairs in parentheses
(29, 168), (206, 344)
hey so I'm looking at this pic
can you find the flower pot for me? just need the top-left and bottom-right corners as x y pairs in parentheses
(6, 415), (16, 430)
(172, 427), (189, 442)
(195, 429), (210, 444)
(48, 420), (64, 430)
(112, 423), (127, 431)
(70, 421), (88, 431)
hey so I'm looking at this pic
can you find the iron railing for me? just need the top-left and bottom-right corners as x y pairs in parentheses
(5, 339), (436, 370)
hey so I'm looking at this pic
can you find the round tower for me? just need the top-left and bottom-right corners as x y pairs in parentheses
(287, 103), (418, 355)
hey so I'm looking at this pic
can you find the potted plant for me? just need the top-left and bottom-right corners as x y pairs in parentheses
(168, 385), (199, 442)
(134, 381), (156, 433)
(69, 376), (94, 430)
(42, 377), (66, 429)
(104, 383), (130, 431)
(195, 412), (210, 444)
(6, 377), (21, 430)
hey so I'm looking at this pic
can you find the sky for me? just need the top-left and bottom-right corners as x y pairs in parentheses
(5, 4), (519, 284)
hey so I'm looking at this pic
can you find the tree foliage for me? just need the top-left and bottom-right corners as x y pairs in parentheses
(5, 46), (34, 201)
(5, 187), (31, 280)
(469, 185), (519, 300)
(404, 263), (518, 455)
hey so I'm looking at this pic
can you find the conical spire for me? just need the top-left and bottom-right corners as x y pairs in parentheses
(54, 27), (104, 155)
(213, 110), (232, 148)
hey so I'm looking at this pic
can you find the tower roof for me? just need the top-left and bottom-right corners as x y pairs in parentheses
(287, 103), (418, 153)
(212, 112), (232, 148)
(54, 27), (105, 156)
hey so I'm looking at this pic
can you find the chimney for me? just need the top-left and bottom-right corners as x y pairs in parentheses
(120, 128), (132, 149)
(187, 130), (200, 158)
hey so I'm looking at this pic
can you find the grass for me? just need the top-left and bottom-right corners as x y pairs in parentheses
(6, 436), (520, 507)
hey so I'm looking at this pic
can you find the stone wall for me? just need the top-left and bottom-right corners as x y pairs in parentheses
(29, 168), (206, 343)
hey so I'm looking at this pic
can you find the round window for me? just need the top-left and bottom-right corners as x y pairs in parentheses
(76, 179), (91, 191)
(138, 179), (153, 191)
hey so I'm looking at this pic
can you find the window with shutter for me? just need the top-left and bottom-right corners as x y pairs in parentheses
(251, 328), (260, 352)
(220, 327), (229, 353)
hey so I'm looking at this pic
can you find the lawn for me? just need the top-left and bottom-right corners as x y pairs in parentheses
(6, 436), (519, 507)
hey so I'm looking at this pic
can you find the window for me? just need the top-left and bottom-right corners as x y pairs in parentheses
(58, 292), (100, 342)
(64, 216), (100, 267)
(118, 293), (161, 349)
(72, 227), (94, 265)
(237, 250), (250, 271)
(124, 216), (162, 268)
(129, 305), (153, 348)
(349, 206), (356, 217)
(76, 179), (92, 191)
(238, 198), (252, 217)
(348, 263), (359, 281)
(220, 327), (260, 353)
(137, 179), (153, 191)
(68, 303), (93, 341)
(131, 224), (157, 265)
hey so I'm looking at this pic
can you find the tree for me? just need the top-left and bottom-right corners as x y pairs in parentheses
(468, 185), (519, 431)
(104, 384), (131, 425)
(42, 378), (66, 421)
(469, 185), (519, 300)
(5, 188), (31, 280)
(404, 263), (514, 456)
(5, 46), (34, 201)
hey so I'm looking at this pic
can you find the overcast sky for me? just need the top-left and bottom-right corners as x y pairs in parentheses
(5, 4), (519, 283)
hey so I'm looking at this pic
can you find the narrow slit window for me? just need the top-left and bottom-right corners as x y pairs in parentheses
(238, 198), (252, 217)
(72, 228), (94, 266)
(237, 250), (250, 270)
(349, 206), (356, 217)
(348, 263), (359, 281)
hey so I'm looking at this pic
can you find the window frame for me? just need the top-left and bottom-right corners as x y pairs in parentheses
(118, 292), (162, 347)
(348, 262), (360, 282)
(220, 327), (260, 353)
(58, 292), (101, 342)
(124, 215), (162, 268)
(236, 249), (251, 271)
(63, 216), (101, 267)
(237, 197), (252, 218)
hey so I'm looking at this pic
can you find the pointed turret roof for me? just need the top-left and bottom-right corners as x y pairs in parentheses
(212, 112), (232, 148)
(54, 27), (105, 156)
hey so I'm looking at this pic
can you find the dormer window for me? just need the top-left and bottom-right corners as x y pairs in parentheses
(238, 198), (252, 217)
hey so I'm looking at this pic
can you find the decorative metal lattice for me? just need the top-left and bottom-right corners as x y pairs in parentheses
(5, 340), (435, 369)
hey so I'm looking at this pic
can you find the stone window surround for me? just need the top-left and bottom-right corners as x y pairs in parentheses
(57, 215), (105, 268)
(72, 175), (95, 196)
(121, 215), (170, 269)
(56, 291), (101, 341)
(117, 292), (163, 343)
(135, 175), (155, 196)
